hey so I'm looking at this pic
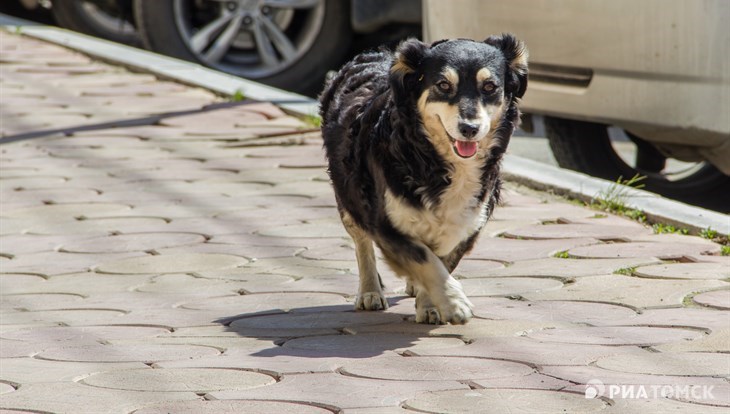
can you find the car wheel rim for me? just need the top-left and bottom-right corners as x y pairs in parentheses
(79, 2), (136, 35)
(173, 0), (325, 79)
(607, 127), (708, 182)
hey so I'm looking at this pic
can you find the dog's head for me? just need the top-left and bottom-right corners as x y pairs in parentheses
(391, 35), (528, 160)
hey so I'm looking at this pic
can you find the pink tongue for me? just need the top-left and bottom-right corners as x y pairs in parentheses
(455, 140), (478, 157)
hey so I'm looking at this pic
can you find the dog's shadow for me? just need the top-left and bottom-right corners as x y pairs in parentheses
(214, 296), (447, 359)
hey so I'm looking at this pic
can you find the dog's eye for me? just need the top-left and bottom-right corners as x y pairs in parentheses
(437, 81), (453, 93)
(482, 82), (497, 93)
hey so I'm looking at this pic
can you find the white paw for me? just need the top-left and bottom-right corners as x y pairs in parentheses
(415, 279), (473, 325)
(415, 297), (472, 325)
(355, 291), (389, 311)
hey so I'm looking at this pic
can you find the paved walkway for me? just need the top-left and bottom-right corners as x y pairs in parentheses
(1, 31), (729, 414)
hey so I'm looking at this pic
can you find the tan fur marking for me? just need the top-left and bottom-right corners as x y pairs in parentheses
(391, 52), (414, 76)
(511, 46), (529, 70)
(442, 67), (459, 87)
(476, 67), (492, 83)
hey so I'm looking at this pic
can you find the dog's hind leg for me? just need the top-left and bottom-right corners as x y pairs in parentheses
(341, 212), (388, 311)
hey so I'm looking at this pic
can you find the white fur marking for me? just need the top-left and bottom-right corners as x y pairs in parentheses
(385, 157), (485, 257)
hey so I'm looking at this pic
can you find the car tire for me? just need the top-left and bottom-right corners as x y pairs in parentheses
(51, 0), (139, 45)
(133, 0), (351, 96)
(544, 116), (730, 212)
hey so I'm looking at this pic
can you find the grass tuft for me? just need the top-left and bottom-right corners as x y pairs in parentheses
(593, 174), (645, 214)
(554, 250), (570, 259)
(230, 89), (246, 102)
(301, 114), (322, 129)
(700, 227), (718, 240)
(652, 223), (689, 235)
(614, 266), (636, 276)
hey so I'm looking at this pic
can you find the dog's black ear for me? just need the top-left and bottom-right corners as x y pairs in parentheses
(390, 38), (429, 101)
(485, 33), (529, 98)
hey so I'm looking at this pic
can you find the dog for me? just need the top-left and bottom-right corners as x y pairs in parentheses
(319, 34), (528, 324)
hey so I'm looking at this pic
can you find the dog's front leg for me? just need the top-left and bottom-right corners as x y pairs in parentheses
(341, 212), (388, 311)
(381, 241), (473, 325)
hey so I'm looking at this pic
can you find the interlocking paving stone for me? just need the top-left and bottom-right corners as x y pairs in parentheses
(208, 372), (468, 410)
(460, 277), (564, 296)
(228, 312), (405, 335)
(59, 232), (206, 253)
(613, 308), (730, 331)
(3, 273), (152, 296)
(95, 253), (249, 274)
(0, 382), (197, 414)
(0, 273), (48, 294)
(471, 298), (638, 325)
(471, 373), (573, 391)
(133, 400), (333, 414)
(81, 368), (275, 392)
(609, 398), (730, 413)
(567, 241), (721, 259)
(502, 223), (651, 240)
(409, 336), (649, 366)
(595, 352), (730, 376)
(342, 408), (412, 414)
(154, 345), (372, 375)
(340, 355), (534, 381)
(633, 262), (730, 279)
(0, 358), (148, 384)
(133, 274), (248, 295)
(25, 216), (170, 235)
(1, 202), (131, 219)
(0, 338), (50, 358)
(403, 389), (607, 413)
(466, 237), (602, 262)
(3, 187), (102, 205)
(526, 326), (705, 346)
(1, 309), (127, 326)
(3, 251), (146, 276)
(346, 318), (573, 341)
(521, 274), (727, 308)
(449, 259), (507, 277)
(655, 329), (730, 352)
(693, 289), (730, 309)
(282, 334), (466, 356)
(256, 220), (351, 238)
(544, 366), (728, 395)
(36, 343), (220, 363)
(1, 326), (169, 343)
(674, 383), (730, 407)
(179, 292), (349, 313)
(1, 293), (85, 311)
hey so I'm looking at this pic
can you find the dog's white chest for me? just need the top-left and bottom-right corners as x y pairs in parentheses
(384, 162), (487, 257)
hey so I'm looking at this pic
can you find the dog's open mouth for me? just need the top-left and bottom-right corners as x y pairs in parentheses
(453, 140), (478, 158)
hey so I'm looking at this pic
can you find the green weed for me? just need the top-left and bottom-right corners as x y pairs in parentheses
(554, 250), (570, 259)
(593, 174), (645, 214)
(700, 227), (718, 240)
(230, 89), (246, 102)
(614, 266), (636, 276)
(301, 114), (322, 129)
(652, 223), (689, 235)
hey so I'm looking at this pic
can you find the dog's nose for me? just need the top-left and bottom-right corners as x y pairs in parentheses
(458, 122), (480, 139)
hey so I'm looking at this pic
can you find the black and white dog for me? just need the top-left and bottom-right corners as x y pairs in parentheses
(320, 35), (528, 324)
